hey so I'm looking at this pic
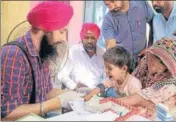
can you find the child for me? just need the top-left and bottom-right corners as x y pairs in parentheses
(84, 46), (142, 101)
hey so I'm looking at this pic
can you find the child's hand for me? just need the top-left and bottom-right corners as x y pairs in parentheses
(83, 88), (100, 101)
(103, 81), (114, 88)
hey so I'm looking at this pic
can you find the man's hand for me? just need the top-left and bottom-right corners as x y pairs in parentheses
(103, 81), (114, 88)
(76, 87), (91, 94)
(57, 91), (83, 108)
(77, 82), (88, 88)
(46, 88), (66, 100)
(138, 49), (146, 57)
(138, 49), (146, 63)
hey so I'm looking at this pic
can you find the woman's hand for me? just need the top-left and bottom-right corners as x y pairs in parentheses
(77, 82), (88, 88)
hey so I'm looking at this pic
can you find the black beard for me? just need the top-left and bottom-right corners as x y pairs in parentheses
(154, 6), (163, 13)
(84, 43), (93, 50)
(155, 9), (163, 13)
(111, 1), (124, 13)
(39, 35), (56, 61)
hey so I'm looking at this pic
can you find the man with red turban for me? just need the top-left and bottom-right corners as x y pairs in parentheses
(55, 23), (105, 95)
(1, 1), (82, 120)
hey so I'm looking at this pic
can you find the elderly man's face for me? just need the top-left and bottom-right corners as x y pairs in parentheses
(82, 31), (97, 52)
(46, 27), (68, 45)
(152, 0), (170, 13)
(104, 0), (124, 12)
(39, 27), (68, 61)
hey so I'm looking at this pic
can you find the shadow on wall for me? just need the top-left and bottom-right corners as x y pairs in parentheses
(1, 1), (30, 46)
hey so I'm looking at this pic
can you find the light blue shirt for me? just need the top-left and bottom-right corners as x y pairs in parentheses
(102, 1), (155, 65)
(153, 3), (176, 42)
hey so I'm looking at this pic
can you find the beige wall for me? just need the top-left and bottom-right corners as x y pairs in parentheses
(68, 1), (85, 46)
(1, 1), (85, 46)
(1, 1), (30, 46)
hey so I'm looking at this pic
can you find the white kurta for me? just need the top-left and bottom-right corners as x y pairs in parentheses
(55, 43), (105, 89)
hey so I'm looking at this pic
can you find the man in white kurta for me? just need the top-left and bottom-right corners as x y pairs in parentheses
(55, 23), (105, 91)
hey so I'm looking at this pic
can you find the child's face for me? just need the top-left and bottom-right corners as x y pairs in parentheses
(104, 61), (127, 85)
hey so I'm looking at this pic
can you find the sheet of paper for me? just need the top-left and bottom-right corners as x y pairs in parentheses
(46, 111), (92, 121)
(84, 111), (118, 121)
(68, 98), (85, 112)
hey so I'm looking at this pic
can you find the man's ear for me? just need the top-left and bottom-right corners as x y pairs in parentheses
(122, 65), (128, 72)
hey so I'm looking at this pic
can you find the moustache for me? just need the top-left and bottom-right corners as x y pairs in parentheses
(40, 35), (68, 61)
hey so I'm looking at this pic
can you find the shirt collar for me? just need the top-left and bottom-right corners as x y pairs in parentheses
(129, 1), (138, 10)
(159, 3), (176, 20)
(169, 3), (176, 18)
(24, 31), (39, 57)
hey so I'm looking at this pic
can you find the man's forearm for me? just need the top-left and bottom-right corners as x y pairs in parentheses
(46, 88), (66, 100)
(2, 97), (61, 121)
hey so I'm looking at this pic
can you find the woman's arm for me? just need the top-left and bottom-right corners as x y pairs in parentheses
(117, 93), (154, 107)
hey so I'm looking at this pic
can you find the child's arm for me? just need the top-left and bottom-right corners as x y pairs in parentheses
(83, 88), (100, 101)
(83, 83), (106, 101)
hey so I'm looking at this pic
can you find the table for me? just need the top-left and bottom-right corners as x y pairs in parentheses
(46, 111), (151, 121)
(46, 111), (92, 121)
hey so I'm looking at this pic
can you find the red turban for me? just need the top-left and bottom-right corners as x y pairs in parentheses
(80, 23), (100, 40)
(27, 1), (73, 32)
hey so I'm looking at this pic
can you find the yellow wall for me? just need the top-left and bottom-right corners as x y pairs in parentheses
(1, 1), (30, 46)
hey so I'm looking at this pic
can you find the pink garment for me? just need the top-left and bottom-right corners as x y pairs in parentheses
(115, 74), (142, 97)
(27, 1), (73, 32)
(134, 38), (176, 119)
(132, 38), (176, 88)
(80, 23), (100, 40)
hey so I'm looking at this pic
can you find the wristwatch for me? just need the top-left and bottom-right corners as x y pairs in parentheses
(97, 83), (105, 97)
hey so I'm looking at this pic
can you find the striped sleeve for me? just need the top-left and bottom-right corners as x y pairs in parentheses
(1, 45), (28, 118)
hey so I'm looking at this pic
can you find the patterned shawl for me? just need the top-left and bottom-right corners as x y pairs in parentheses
(132, 38), (176, 88)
